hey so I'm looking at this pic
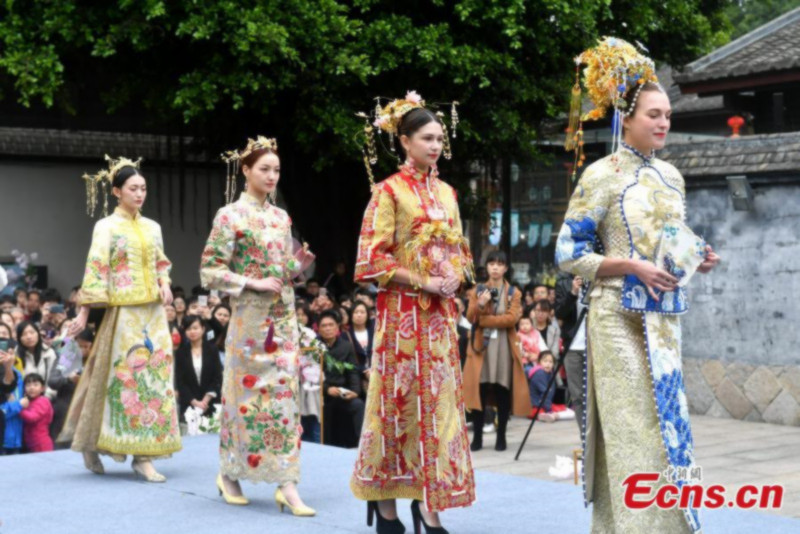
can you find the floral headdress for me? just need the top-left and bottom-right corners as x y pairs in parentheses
(565, 37), (660, 177)
(81, 155), (142, 218)
(220, 136), (279, 204)
(356, 91), (459, 187)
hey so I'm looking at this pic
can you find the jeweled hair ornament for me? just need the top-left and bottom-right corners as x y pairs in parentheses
(565, 37), (660, 179)
(356, 91), (459, 188)
(220, 136), (279, 205)
(82, 155), (142, 217)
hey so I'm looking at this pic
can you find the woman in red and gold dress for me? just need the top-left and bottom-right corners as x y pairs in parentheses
(350, 93), (475, 534)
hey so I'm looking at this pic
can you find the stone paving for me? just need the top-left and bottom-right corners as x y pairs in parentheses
(470, 414), (800, 518)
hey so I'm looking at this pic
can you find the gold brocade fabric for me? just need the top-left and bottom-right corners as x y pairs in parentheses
(350, 166), (476, 512)
(558, 147), (700, 532)
(587, 288), (690, 534)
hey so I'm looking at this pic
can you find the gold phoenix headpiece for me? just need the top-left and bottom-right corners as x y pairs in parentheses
(221, 136), (279, 204)
(356, 90), (459, 187)
(82, 155), (142, 218)
(565, 37), (659, 178)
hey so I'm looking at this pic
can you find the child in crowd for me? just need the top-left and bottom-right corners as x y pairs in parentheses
(527, 351), (559, 423)
(518, 316), (546, 369)
(20, 373), (54, 452)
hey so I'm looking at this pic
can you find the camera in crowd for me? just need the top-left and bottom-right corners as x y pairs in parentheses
(477, 284), (500, 302)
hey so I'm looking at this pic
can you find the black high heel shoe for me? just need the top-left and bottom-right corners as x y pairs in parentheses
(411, 500), (449, 534)
(367, 500), (406, 534)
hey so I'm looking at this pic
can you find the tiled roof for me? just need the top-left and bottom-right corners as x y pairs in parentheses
(659, 132), (800, 177)
(675, 8), (800, 85)
(661, 67), (725, 113)
(0, 127), (207, 162)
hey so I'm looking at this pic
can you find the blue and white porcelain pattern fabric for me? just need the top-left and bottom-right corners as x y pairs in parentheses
(557, 144), (701, 533)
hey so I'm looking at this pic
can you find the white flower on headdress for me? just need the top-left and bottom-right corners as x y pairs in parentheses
(373, 117), (387, 128)
(405, 91), (422, 103)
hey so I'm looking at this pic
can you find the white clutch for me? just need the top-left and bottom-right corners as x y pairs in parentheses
(654, 220), (707, 288)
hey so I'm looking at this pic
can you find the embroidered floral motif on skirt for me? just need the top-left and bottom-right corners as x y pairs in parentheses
(351, 289), (475, 512)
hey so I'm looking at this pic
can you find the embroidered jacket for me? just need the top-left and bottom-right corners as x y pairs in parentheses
(79, 207), (171, 307)
(200, 192), (300, 297)
(555, 145), (689, 314)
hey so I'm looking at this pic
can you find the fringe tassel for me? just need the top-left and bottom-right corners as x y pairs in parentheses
(565, 80), (582, 151)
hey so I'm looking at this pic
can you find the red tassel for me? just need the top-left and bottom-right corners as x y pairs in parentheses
(264, 319), (278, 353)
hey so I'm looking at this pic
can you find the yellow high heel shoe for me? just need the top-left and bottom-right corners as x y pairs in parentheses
(275, 487), (315, 517)
(216, 474), (249, 505)
(131, 459), (166, 483)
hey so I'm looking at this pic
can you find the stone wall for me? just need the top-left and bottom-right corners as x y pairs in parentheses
(681, 185), (800, 425)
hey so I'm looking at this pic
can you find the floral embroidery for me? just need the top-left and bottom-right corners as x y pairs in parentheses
(202, 193), (302, 484)
(107, 344), (176, 440)
(79, 208), (171, 306)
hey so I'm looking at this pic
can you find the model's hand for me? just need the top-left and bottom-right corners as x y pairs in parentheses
(159, 283), (173, 306)
(68, 307), (89, 337)
(421, 277), (448, 298)
(247, 277), (284, 294)
(631, 260), (678, 301)
(293, 245), (316, 275)
(440, 272), (460, 298)
(697, 245), (721, 274)
(343, 391), (358, 401)
(327, 387), (341, 397)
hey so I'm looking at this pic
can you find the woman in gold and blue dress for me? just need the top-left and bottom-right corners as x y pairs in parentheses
(556, 38), (720, 533)
(200, 137), (316, 516)
(63, 156), (181, 482)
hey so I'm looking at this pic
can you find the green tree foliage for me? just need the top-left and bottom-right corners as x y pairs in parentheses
(724, 0), (800, 40)
(0, 1), (730, 168)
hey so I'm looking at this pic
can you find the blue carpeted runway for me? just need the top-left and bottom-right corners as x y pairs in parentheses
(0, 435), (797, 533)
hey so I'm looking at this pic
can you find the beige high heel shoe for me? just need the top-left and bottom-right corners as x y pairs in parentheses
(131, 459), (166, 483)
(275, 487), (315, 517)
(82, 451), (104, 475)
(216, 474), (249, 505)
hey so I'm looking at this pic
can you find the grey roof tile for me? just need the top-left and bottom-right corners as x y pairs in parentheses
(675, 8), (800, 85)
(659, 132), (800, 177)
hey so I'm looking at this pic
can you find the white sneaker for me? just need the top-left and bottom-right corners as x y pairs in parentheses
(483, 424), (495, 434)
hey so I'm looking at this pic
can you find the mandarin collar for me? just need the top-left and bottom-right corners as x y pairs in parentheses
(620, 142), (655, 164)
(240, 192), (270, 209)
(399, 162), (438, 182)
(114, 206), (141, 221)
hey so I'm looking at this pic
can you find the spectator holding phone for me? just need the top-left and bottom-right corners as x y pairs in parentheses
(15, 321), (57, 399)
(1, 349), (24, 455)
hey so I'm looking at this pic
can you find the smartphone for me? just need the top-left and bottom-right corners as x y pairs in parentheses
(50, 304), (65, 314)
(210, 290), (219, 299)
(198, 295), (208, 308)
(319, 288), (328, 297)
(0, 339), (9, 352)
